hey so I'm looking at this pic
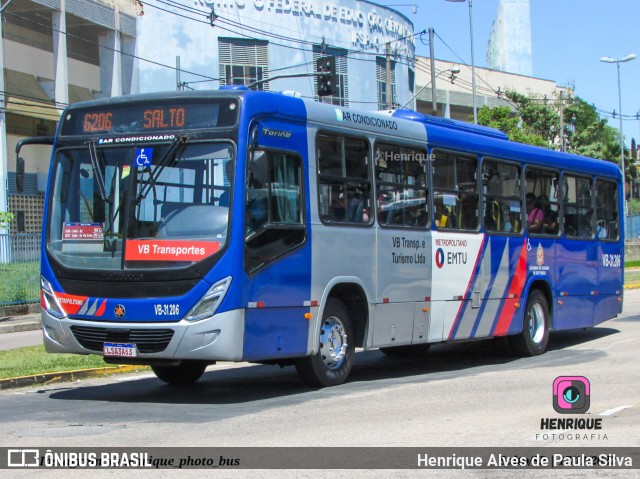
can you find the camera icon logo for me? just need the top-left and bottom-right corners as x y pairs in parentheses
(553, 376), (590, 414)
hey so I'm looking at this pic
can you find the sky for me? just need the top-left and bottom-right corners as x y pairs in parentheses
(402, 0), (640, 145)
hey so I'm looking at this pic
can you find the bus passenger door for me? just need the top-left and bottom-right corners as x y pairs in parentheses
(243, 135), (312, 361)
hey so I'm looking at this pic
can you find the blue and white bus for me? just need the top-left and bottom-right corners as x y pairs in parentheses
(17, 88), (624, 387)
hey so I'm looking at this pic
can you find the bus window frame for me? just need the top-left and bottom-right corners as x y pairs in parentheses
(315, 130), (374, 228)
(480, 156), (524, 236)
(595, 177), (621, 243)
(430, 147), (481, 233)
(374, 140), (430, 230)
(523, 165), (562, 238)
(244, 146), (308, 275)
(560, 171), (595, 241)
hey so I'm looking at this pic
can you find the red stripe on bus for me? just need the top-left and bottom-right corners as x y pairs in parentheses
(448, 235), (486, 340)
(493, 241), (528, 336)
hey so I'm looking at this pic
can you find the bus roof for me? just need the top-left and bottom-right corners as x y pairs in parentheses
(63, 89), (622, 180)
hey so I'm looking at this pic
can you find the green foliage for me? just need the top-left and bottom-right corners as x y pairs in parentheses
(0, 212), (14, 229)
(476, 91), (633, 178)
(0, 262), (39, 305)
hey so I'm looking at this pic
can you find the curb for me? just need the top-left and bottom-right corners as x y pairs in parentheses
(623, 283), (640, 290)
(0, 365), (148, 390)
(0, 321), (41, 334)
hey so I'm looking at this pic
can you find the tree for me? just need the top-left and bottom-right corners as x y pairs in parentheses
(476, 91), (635, 178)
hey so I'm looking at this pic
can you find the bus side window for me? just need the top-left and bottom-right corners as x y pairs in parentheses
(562, 174), (593, 239)
(317, 133), (372, 225)
(524, 167), (560, 236)
(482, 159), (522, 234)
(245, 149), (305, 273)
(375, 143), (428, 228)
(595, 179), (619, 240)
(432, 150), (478, 231)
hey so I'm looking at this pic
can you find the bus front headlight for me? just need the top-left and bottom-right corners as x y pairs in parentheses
(185, 276), (232, 322)
(41, 276), (67, 319)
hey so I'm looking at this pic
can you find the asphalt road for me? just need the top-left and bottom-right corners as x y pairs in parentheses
(0, 329), (42, 351)
(1, 291), (639, 478)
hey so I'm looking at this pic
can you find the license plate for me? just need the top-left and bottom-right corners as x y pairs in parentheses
(103, 343), (137, 357)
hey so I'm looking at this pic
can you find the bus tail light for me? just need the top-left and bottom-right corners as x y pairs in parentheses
(185, 276), (232, 322)
(41, 276), (67, 319)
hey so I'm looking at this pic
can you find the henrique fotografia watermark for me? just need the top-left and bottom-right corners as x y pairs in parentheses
(376, 150), (435, 163)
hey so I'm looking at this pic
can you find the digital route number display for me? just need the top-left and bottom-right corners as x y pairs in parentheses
(60, 100), (238, 136)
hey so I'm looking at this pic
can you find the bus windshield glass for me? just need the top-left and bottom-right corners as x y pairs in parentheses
(47, 140), (234, 270)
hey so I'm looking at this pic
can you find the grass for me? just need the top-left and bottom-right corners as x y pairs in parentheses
(625, 270), (640, 284)
(625, 260), (640, 269)
(0, 261), (39, 305)
(0, 345), (148, 379)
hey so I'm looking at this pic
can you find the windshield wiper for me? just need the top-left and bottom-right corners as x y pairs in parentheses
(87, 140), (109, 202)
(136, 134), (189, 204)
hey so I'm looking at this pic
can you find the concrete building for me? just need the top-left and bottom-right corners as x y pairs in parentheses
(137, 0), (416, 110)
(486, 0), (532, 77)
(0, 0), (142, 234)
(411, 57), (566, 123)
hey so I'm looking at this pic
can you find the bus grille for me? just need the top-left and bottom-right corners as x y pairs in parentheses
(70, 326), (175, 353)
(59, 279), (197, 299)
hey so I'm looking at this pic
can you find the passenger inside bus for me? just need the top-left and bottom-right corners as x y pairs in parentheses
(541, 195), (559, 234)
(526, 193), (543, 232)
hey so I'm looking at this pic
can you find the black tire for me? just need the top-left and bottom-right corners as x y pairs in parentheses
(295, 298), (355, 387)
(509, 290), (550, 356)
(151, 360), (208, 385)
(379, 343), (431, 357)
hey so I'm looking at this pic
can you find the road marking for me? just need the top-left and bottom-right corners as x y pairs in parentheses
(598, 405), (632, 416)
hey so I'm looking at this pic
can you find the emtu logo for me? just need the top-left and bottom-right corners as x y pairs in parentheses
(435, 248), (445, 268)
(553, 376), (590, 414)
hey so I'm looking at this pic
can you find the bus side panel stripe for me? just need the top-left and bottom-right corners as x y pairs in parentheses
(448, 235), (486, 340)
(491, 240), (528, 336)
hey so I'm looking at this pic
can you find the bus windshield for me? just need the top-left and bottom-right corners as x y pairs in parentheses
(47, 140), (234, 270)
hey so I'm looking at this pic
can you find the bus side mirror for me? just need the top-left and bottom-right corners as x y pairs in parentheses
(16, 157), (25, 193)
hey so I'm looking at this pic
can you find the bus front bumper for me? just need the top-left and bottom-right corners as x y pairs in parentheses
(40, 308), (245, 362)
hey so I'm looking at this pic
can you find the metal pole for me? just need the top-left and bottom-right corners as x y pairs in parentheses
(468, 0), (477, 124)
(386, 42), (392, 109)
(176, 56), (181, 91)
(616, 60), (628, 218)
(559, 91), (565, 152)
(429, 28), (437, 116)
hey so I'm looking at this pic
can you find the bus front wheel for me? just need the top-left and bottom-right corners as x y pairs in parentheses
(152, 360), (208, 385)
(509, 290), (550, 356)
(295, 299), (355, 387)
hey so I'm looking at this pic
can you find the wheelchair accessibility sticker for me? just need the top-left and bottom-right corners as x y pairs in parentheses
(135, 147), (153, 167)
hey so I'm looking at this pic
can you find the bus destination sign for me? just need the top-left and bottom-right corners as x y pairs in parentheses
(61, 100), (238, 136)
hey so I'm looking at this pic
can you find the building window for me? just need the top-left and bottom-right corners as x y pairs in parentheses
(16, 211), (25, 233)
(376, 57), (396, 110)
(408, 67), (415, 96)
(313, 46), (349, 106)
(219, 38), (269, 91)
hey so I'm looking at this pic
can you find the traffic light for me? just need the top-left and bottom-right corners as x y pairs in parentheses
(316, 56), (337, 97)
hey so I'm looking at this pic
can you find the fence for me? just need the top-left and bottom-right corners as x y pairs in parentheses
(626, 214), (640, 240)
(0, 234), (41, 306)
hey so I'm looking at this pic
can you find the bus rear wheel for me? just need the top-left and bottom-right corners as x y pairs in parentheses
(152, 360), (208, 385)
(295, 299), (355, 387)
(379, 344), (431, 357)
(509, 290), (550, 356)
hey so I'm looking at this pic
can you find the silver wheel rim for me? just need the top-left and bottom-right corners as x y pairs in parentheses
(529, 302), (546, 344)
(319, 316), (348, 370)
